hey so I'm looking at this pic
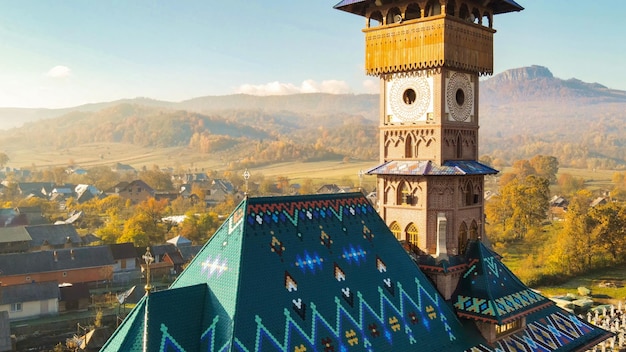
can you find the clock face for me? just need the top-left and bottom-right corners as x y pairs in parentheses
(446, 72), (474, 122)
(387, 74), (432, 123)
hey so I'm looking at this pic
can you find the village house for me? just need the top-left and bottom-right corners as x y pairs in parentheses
(0, 281), (59, 321)
(0, 246), (115, 286)
(105, 180), (154, 204)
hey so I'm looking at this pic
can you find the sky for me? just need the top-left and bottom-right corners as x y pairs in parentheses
(0, 0), (624, 109)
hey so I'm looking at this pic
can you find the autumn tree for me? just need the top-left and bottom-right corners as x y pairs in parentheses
(299, 178), (316, 195)
(139, 166), (173, 191)
(548, 190), (594, 275)
(529, 155), (558, 184)
(118, 198), (169, 246)
(486, 175), (549, 242)
(588, 202), (626, 261)
(84, 165), (120, 191)
(97, 211), (124, 244)
(178, 211), (220, 244)
(0, 152), (9, 168)
(557, 173), (585, 195)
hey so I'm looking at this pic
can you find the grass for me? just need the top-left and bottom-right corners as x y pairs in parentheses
(532, 263), (626, 304)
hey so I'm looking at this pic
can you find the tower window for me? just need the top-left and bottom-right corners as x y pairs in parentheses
(406, 223), (419, 247)
(458, 222), (468, 255)
(403, 89), (416, 105)
(390, 222), (401, 240)
(456, 88), (465, 106)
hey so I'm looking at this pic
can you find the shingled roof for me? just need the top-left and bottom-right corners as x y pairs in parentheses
(26, 224), (82, 247)
(102, 193), (611, 351)
(452, 240), (553, 325)
(102, 193), (482, 351)
(0, 246), (114, 276)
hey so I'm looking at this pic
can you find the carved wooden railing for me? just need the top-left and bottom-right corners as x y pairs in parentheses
(364, 15), (495, 76)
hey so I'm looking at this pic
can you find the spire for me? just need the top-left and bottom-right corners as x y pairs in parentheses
(142, 247), (154, 294)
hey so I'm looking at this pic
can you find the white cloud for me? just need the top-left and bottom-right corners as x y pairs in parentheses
(362, 79), (379, 93)
(46, 65), (71, 78)
(235, 79), (351, 96)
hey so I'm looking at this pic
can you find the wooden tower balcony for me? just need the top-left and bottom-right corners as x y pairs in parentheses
(364, 15), (495, 76)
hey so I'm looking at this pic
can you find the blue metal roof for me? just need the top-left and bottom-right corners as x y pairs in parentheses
(366, 160), (498, 176)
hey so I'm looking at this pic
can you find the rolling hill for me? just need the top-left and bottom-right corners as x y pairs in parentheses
(1, 66), (625, 170)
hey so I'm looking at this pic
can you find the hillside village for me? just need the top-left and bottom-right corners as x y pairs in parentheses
(0, 160), (374, 350)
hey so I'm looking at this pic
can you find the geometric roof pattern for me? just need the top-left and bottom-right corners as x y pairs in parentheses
(470, 305), (612, 352)
(366, 160), (498, 177)
(102, 193), (611, 351)
(452, 241), (553, 325)
(102, 193), (481, 351)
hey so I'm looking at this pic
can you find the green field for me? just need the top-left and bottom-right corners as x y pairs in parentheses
(6, 142), (380, 188)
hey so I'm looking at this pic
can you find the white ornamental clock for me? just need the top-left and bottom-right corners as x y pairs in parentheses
(386, 74), (432, 123)
(445, 72), (474, 122)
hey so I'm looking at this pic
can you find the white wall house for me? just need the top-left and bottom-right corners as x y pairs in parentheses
(0, 282), (59, 321)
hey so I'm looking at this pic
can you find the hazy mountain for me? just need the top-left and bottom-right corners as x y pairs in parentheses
(479, 66), (626, 168)
(481, 65), (626, 104)
(1, 66), (626, 168)
(0, 93), (378, 130)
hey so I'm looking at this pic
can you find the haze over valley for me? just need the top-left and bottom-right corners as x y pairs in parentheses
(2, 65), (626, 171)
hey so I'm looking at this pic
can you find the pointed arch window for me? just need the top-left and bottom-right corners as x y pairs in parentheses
(406, 223), (419, 248)
(465, 180), (474, 206)
(458, 222), (468, 255)
(398, 181), (410, 205)
(470, 220), (479, 240)
(456, 133), (463, 158)
(405, 134), (413, 158)
(390, 221), (401, 240)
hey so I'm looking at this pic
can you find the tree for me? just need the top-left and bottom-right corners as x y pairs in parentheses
(178, 211), (220, 244)
(97, 211), (124, 244)
(557, 173), (585, 195)
(118, 198), (169, 246)
(529, 155), (559, 184)
(549, 190), (594, 275)
(118, 213), (152, 247)
(485, 175), (549, 241)
(139, 168), (173, 191)
(511, 159), (536, 179)
(588, 202), (626, 261)
(0, 152), (9, 168)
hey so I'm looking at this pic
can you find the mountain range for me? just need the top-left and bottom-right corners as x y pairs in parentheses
(1, 65), (625, 169)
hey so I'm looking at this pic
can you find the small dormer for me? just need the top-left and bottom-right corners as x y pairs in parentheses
(450, 240), (553, 343)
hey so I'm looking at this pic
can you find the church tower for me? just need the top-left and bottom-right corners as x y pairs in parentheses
(335, 0), (523, 294)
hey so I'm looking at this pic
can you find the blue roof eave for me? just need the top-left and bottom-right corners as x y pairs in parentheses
(366, 160), (499, 176)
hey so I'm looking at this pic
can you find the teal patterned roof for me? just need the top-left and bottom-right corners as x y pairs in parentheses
(452, 240), (553, 325)
(102, 194), (611, 351)
(103, 193), (480, 351)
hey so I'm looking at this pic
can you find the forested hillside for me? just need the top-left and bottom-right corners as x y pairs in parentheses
(1, 102), (378, 167)
(2, 66), (626, 169)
